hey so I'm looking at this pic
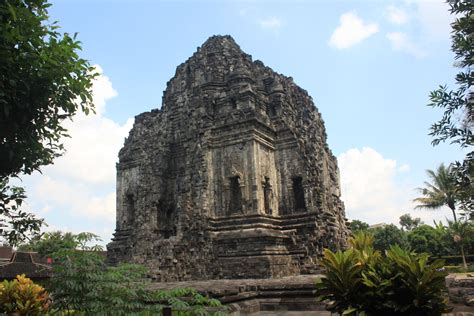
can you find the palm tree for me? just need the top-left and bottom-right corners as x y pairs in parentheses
(414, 163), (459, 222)
(447, 219), (472, 270)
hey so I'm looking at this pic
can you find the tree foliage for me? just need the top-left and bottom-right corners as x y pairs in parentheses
(19, 231), (102, 257)
(428, 1), (473, 149)
(0, 0), (96, 178)
(372, 224), (408, 252)
(0, 178), (43, 246)
(49, 253), (226, 315)
(350, 220), (370, 233)
(407, 224), (452, 258)
(37, 232), (227, 315)
(399, 213), (422, 231)
(0, 0), (96, 245)
(447, 219), (474, 269)
(427, 0), (473, 216)
(414, 164), (460, 222)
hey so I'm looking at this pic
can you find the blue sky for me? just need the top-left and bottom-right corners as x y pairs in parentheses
(17, 0), (467, 244)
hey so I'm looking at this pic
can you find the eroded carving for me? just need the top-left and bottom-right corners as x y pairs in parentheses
(107, 35), (350, 281)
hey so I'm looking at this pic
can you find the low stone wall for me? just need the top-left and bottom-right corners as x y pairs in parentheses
(149, 274), (324, 315)
(446, 273), (474, 316)
(149, 274), (474, 315)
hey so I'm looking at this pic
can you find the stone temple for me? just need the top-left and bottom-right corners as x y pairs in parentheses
(107, 35), (350, 281)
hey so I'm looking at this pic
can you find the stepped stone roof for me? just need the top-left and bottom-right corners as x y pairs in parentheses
(107, 35), (350, 281)
(0, 251), (52, 280)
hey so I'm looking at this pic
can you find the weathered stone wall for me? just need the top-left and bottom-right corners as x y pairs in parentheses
(447, 274), (474, 307)
(107, 35), (350, 281)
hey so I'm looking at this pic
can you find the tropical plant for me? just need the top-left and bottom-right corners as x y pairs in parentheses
(314, 248), (364, 314)
(446, 219), (473, 270)
(399, 213), (422, 231)
(414, 163), (459, 222)
(349, 232), (381, 268)
(383, 246), (449, 316)
(315, 232), (451, 316)
(0, 274), (50, 315)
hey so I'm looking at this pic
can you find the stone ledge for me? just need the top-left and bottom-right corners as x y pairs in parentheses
(149, 275), (324, 315)
(447, 274), (474, 307)
(148, 274), (320, 301)
(149, 274), (474, 316)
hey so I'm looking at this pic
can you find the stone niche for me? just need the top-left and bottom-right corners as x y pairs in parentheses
(107, 35), (350, 281)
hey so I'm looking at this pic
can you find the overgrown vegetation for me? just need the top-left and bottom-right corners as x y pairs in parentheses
(50, 250), (151, 315)
(19, 231), (102, 258)
(49, 252), (226, 315)
(315, 232), (451, 316)
(17, 231), (228, 315)
(350, 215), (474, 267)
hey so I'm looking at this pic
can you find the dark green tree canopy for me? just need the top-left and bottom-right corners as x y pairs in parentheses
(0, 0), (96, 245)
(0, 0), (96, 178)
(407, 224), (451, 257)
(399, 213), (422, 231)
(372, 224), (408, 252)
(349, 219), (370, 233)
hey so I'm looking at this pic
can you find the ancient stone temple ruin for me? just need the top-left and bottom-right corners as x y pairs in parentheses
(107, 35), (350, 281)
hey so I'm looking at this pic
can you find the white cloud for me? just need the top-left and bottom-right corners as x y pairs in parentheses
(34, 176), (116, 221)
(338, 147), (413, 225)
(329, 11), (379, 49)
(338, 147), (453, 226)
(89, 65), (117, 115)
(259, 17), (282, 29)
(22, 65), (133, 243)
(386, 32), (427, 58)
(338, 147), (401, 220)
(42, 65), (134, 184)
(386, 5), (408, 25)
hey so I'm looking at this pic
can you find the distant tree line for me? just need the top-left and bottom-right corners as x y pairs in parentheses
(350, 213), (474, 269)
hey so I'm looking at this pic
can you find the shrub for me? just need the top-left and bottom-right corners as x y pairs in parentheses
(19, 231), (103, 258)
(407, 224), (452, 257)
(49, 249), (227, 315)
(149, 287), (227, 315)
(349, 220), (370, 233)
(0, 274), (50, 315)
(371, 224), (408, 252)
(315, 233), (451, 316)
